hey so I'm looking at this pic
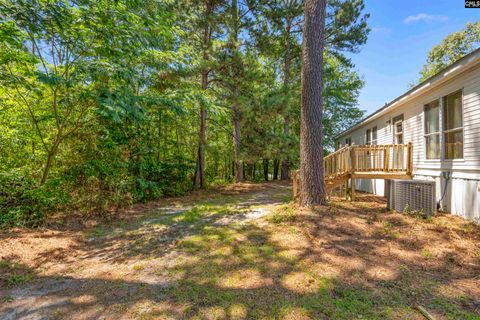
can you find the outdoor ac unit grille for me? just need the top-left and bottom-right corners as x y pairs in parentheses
(387, 179), (436, 215)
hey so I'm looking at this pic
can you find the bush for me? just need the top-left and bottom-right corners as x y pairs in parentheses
(0, 170), (68, 227)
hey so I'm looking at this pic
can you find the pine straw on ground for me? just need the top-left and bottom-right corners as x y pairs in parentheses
(1, 183), (479, 319)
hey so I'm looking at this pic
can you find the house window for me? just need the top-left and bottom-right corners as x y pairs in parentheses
(366, 129), (371, 145)
(345, 137), (351, 146)
(443, 90), (463, 159)
(394, 120), (403, 144)
(424, 100), (440, 159)
(392, 115), (404, 168)
(372, 126), (377, 145)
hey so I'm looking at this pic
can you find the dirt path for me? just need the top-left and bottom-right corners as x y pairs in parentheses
(0, 183), (291, 320)
(1, 182), (479, 319)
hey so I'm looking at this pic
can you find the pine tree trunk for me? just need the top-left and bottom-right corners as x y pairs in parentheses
(263, 159), (269, 181)
(233, 104), (243, 182)
(273, 159), (280, 180)
(193, 2), (212, 189)
(281, 151), (290, 180)
(249, 163), (253, 180)
(281, 17), (293, 180)
(194, 88), (207, 189)
(230, 0), (243, 184)
(224, 156), (228, 180)
(299, 0), (327, 206)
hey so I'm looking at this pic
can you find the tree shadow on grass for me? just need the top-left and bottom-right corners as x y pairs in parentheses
(1, 192), (480, 319)
(74, 186), (291, 264)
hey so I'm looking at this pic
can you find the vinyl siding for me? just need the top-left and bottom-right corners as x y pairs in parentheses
(336, 63), (480, 221)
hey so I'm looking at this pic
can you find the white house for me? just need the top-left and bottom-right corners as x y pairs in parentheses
(335, 49), (480, 221)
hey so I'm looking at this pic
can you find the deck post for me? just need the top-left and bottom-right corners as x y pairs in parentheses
(344, 179), (348, 199)
(351, 177), (356, 201)
(350, 145), (355, 201)
(406, 142), (413, 176)
(383, 147), (387, 172)
(350, 145), (356, 173)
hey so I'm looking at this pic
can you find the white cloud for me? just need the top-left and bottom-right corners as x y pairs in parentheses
(404, 13), (448, 24)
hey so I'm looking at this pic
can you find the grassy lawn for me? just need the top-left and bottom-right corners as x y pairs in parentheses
(1, 182), (479, 319)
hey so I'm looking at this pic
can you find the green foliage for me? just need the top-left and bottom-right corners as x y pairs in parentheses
(323, 54), (365, 150)
(0, 0), (369, 227)
(0, 170), (68, 227)
(419, 21), (480, 82)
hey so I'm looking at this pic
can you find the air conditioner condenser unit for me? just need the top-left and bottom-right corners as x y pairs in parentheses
(386, 179), (436, 215)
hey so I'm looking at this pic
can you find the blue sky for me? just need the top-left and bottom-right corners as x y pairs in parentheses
(350, 0), (479, 114)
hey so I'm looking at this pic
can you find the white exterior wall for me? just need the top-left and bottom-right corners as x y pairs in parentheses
(337, 63), (480, 222)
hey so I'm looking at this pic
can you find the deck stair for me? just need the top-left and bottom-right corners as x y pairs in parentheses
(293, 143), (413, 201)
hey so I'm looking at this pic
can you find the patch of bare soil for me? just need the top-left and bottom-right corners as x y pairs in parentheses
(0, 184), (479, 319)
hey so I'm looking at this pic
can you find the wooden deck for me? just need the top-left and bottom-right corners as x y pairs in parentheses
(293, 143), (413, 201)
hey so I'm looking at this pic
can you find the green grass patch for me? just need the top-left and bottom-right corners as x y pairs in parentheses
(270, 204), (297, 224)
(421, 248), (433, 258)
(0, 258), (35, 288)
(174, 207), (203, 224)
(6, 273), (34, 286)
(85, 225), (112, 238)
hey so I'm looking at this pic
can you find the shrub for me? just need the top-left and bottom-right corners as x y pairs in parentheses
(0, 170), (68, 227)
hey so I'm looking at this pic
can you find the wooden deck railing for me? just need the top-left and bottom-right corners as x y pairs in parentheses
(324, 145), (351, 178)
(324, 142), (413, 178)
(293, 143), (413, 202)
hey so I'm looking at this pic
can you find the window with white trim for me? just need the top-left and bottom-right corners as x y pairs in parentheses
(366, 128), (371, 145)
(443, 90), (463, 159)
(424, 100), (440, 159)
(392, 115), (404, 169)
(394, 120), (403, 144)
(372, 126), (377, 145)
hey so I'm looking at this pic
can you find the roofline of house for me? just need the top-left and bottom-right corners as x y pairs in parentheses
(335, 48), (480, 140)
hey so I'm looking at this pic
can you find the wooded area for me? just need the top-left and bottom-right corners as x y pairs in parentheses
(2, 3), (480, 318)
(0, 0), (369, 227)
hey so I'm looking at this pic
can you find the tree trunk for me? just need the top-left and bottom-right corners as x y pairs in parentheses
(233, 104), (243, 183)
(273, 159), (280, 180)
(224, 156), (227, 180)
(245, 163), (251, 180)
(263, 159), (269, 181)
(299, 0), (327, 206)
(41, 150), (55, 185)
(194, 102), (206, 189)
(281, 156), (290, 180)
(193, 2), (212, 189)
(40, 131), (62, 185)
(230, 0), (243, 183)
(281, 17), (293, 180)
(252, 162), (256, 180)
